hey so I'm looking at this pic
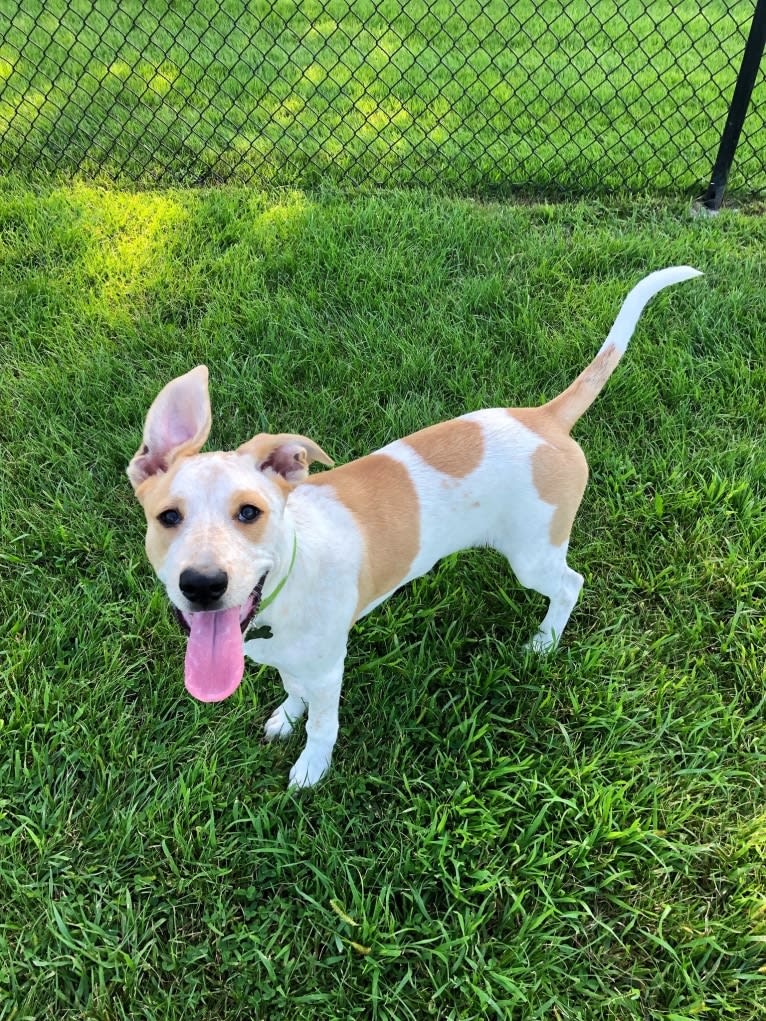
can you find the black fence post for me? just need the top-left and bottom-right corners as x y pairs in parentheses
(702, 0), (766, 210)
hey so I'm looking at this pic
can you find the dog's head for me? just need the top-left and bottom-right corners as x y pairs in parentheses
(127, 365), (333, 702)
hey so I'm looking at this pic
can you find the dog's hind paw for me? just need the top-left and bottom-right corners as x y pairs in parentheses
(288, 747), (331, 789)
(523, 630), (558, 654)
(264, 697), (305, 742)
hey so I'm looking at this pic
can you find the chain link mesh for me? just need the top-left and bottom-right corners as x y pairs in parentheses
(1, 1), (764, 195)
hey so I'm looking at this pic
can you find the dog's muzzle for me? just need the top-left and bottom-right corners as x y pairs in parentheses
(173, 573), (267, 636)
(172, 573), (269, 704)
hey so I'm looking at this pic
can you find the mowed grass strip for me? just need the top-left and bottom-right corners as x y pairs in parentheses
(0, 0), (764, 193)
(0, 181), (765, 1018)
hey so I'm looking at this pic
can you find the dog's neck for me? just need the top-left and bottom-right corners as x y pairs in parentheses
(258, 532), (298, 614)
(260, 513), (299, 611)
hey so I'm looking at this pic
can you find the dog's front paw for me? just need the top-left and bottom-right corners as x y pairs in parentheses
(264, 698), (304, 742)
(288, 747), (331, 789)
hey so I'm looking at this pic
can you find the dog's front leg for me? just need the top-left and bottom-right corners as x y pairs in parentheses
(263, 688), (307, 742)
(285, 658), (344, 789)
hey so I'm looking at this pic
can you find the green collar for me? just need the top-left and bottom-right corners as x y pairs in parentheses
(257, 533), (298, 615)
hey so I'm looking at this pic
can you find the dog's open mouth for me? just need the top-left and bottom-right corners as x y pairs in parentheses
(173, 574), (267, 703)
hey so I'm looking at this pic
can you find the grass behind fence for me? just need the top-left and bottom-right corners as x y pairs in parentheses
(1, 180), (765, 1018)
(1, 0), (765, 193)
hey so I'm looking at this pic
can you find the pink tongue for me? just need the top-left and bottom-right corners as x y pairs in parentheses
(184, 607), (245, 702)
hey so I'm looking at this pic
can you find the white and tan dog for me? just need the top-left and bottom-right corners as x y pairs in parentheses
(128, 266), (701, 787)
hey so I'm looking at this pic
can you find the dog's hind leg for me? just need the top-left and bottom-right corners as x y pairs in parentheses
(494, 537), (584, 653)
(492, 431), (588, 651)
(523, 555), (584, 652)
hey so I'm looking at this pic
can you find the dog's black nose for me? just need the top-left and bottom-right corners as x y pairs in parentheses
(179, 568), (229, 606)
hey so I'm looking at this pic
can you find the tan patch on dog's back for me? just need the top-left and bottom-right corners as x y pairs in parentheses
(508, 406), (555, 442)
(509, 407), (588, 547)
(306, 454), (420, 614)
(404, 418), (483, 478)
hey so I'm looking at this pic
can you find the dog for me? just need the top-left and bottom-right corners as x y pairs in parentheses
(128, 266), (701, 787)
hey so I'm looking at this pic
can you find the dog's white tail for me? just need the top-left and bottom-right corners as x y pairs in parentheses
(546, 266), (702, 433)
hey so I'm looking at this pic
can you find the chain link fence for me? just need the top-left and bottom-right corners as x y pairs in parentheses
(1, 1), (764, 197)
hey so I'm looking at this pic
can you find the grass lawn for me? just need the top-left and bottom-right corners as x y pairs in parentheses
(1, 179), (765, 1018)
(1, 0), (765, 195)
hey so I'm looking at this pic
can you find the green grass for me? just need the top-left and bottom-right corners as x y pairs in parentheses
(1, 0), (765, 195)
(1, 179), (765, 1019)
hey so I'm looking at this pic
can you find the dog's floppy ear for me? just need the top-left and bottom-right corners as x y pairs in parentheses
(127, 365), (212, 491)
(238, 432), (334, 483)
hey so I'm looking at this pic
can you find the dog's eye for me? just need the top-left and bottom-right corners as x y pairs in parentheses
(237, 504), (261, 523)
(157, 509), (182, 528)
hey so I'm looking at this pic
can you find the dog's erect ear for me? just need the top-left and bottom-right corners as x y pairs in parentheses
(127, 365), (212, 491)
(237, 432), (334, 483)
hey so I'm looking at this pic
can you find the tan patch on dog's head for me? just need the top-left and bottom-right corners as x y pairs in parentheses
(228, 488), (272, 542)
(404, 418), (484, 478)
(237, 432), (334, 484)
(307, 454), (420, 614)
(138, 459), (189, 574)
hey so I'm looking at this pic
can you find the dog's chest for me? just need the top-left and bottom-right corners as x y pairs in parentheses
(243, 615), (297, 673)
